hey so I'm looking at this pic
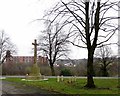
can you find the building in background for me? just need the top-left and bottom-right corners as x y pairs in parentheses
(5, 56), (48, 65)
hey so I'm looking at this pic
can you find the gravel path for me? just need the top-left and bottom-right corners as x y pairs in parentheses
(2, 81), (57, 95)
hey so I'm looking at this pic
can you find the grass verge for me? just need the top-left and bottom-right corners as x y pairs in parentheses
(3, 77), (119, 95)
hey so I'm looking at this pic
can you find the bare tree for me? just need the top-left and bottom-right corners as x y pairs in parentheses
(95, 45), (115, 77)
(38, 21), (70, 76)
(42, 0), (119, 88)
(0, 30), (17, 64)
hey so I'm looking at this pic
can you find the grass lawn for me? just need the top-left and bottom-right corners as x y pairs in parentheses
(3, 77), (119, 95)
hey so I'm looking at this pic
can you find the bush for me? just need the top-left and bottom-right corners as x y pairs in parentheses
(60, 68), (72, 76)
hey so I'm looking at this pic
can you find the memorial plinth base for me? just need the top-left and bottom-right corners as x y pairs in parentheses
(25, 63), (47, 80)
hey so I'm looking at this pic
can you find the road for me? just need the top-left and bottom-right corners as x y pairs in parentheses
(1, 80), (58, 95)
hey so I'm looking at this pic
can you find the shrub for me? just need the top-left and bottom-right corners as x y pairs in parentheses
(60, 68), (72, 76)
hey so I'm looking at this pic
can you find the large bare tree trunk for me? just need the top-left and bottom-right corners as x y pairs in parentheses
(84, 2), (95, 88)
(50, 65), (55, 76)
(101, 66), (109, 77)
(85, 51), (96, 88)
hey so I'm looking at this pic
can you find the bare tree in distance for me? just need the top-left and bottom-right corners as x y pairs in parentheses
(42, 0), (120, 88)
(0, 30), (17, 64)
(38, 21), (70, 76)
(95, 45), (116, 77)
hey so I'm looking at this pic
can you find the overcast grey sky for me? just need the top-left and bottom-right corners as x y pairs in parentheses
(0, 0), (118, 59)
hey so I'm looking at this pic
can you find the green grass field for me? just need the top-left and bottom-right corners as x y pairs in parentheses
(3, 77), (119, 95)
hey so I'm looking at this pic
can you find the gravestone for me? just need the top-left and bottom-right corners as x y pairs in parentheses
(61, 75), (64, 81)
(74, 76), (77, 82)
(57, 76), (60, 82)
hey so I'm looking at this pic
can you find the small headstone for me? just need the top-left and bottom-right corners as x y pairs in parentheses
(69, 77), (72, 83)
(61, 75), (64, 81)
(74, 76), (77, 82)
(72, 76), (74, 82)
(26, 74), (29, 79)
(57, 76), (60, 82)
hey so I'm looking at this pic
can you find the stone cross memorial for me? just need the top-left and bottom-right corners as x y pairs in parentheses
(25, 39), (46, 80)
(29, 39), (41, 80)
(32, 39), (38, 64)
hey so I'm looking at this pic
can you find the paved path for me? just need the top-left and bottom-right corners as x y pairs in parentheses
(2, 76), (119, 79)
(2, 81), (57, 95)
